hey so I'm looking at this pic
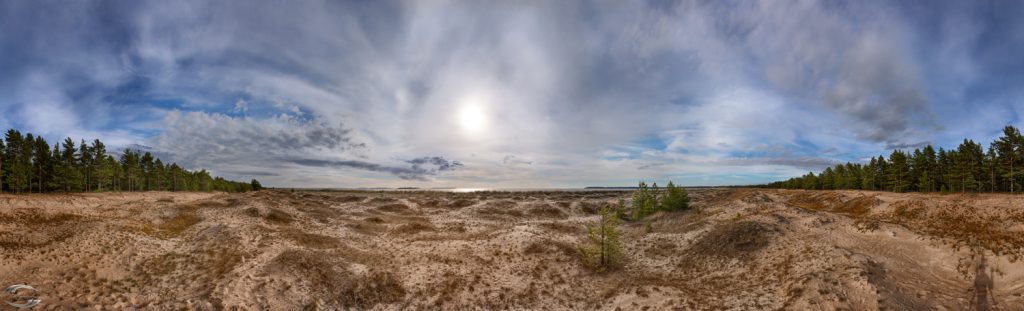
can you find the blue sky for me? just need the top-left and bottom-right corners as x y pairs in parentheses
(1, 0), (1023, 188)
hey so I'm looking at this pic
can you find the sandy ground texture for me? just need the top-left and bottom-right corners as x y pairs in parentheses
(2, 188), (1024, 310)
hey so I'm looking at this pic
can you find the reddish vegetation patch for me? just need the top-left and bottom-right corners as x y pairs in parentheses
(786, 192), (877, 216)
(688, 221), (775, 261)
(264, 250), (406, 309)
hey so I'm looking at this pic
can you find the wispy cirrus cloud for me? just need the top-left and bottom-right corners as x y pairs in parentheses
(2, 0), (1024, 187)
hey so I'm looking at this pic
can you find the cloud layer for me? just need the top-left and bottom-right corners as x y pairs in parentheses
(2, 0), (1023, 187)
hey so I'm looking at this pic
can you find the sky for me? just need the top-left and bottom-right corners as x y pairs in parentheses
(1, 0), (1023, 188)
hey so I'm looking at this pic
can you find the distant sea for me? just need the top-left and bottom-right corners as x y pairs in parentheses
(287, 186), (729, 192)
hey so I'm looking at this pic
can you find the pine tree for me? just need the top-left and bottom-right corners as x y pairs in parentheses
(0, 128), (261, 194)
(985, 147), (998, 192)
(78, 139), (93, 192)
(120, 149), (139, 191)
(170, 163), (182, 191)
(23, 133), (36, 192)
(887, 150), (910, 192)
(33, 136), (51, 192)
(847, 163), (862, 190)
(91, 140), (107, 191)
(154, 158), (165, 191)
(631, 181), (656, 220)
(994, 126), (1022, 193)
(820, 167), (835, 190)
(5, 130), (29, 193)
(938, 148), (951, 192)
(875, 156), (888, 191)
(579, 206), (623, 272)
(141, 152), (154, 191)
(660, 181), (689, 211)
(923, 145), (938, 192)
(861, 157), (877, 190)
(0, 137), (5, 193)
(60, 138), (80, 192)
(765, 125), (1024, 195)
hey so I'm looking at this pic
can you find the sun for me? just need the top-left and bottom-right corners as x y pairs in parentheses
(457, 103), (487, 134)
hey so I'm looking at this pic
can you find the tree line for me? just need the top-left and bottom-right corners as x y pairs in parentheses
(0, 128), (261, 194)
(765, 126), (1024, 193)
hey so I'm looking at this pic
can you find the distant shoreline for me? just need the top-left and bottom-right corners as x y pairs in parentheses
(267, 185), (753, 192)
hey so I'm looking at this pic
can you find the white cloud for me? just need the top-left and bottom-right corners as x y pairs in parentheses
(3, 1), (1023, 186)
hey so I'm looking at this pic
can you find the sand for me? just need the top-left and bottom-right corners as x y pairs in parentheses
(2, 188), (1024, 310)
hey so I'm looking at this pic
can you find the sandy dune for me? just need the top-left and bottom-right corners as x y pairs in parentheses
(2, 189), (1024, 310)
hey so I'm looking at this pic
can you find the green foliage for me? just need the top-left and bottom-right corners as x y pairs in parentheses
(630, 180), (690, 220)
(765, 125), (1024, 194)
(631, 181), (657, 220)
(0, 127), (260, 194)
(579, 206), (623, 272)
(660, 181), (689, 211)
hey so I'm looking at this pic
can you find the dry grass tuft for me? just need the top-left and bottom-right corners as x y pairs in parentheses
(281, 228), (346, 249)
(346, 221), (387, 235)
(296, 203), (345, 221)
(390, 221), (437, 235)
(376, 203), (414, 214)
(688, 221), (775, 261)
(477, 200), (525, 218)
(891, 200), (926, 219)
(536, 222), (580, 233)
(526, 203), (567, 218)
(444, 199), (478, 209)
(523, 239), (577, 259)
(139, 211), (202, 238)
(336, 195), (366, 203)
(193, 200), (230, 208)
(367, 197), (398, 204)
(266, 250), (406, 309)
(0, 209), (81, 224)
(265, 208), (295, 223)
(577, 201), (603, 214)
(786, 192), (876, 217)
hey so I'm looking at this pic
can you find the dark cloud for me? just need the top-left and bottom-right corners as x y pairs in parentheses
(150, 111), (365, 175)
(289, 156), (462, 181)
(719, 157), (838, 171)
(151, 111), (463, 181)
(407, 157), (463, 172)
(226, 171), (279, 177)
(884, 140), (932, 151)
(502, 155), (533, 166)
(716, 0), (936, 145)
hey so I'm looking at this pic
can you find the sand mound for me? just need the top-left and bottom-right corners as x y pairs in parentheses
(4, 189), (1024, 309)
(690, 221), (775, 260)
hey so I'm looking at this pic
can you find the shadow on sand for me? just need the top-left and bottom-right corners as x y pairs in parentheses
(971, 257), (996, 311)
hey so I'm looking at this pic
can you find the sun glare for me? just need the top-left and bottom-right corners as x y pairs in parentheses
(457, 103), (487, 134)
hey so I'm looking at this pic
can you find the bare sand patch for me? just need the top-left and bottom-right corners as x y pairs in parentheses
(2, 189), (1024, 309)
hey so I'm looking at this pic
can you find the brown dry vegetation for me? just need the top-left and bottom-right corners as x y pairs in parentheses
(2, 189), (1024, 309)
